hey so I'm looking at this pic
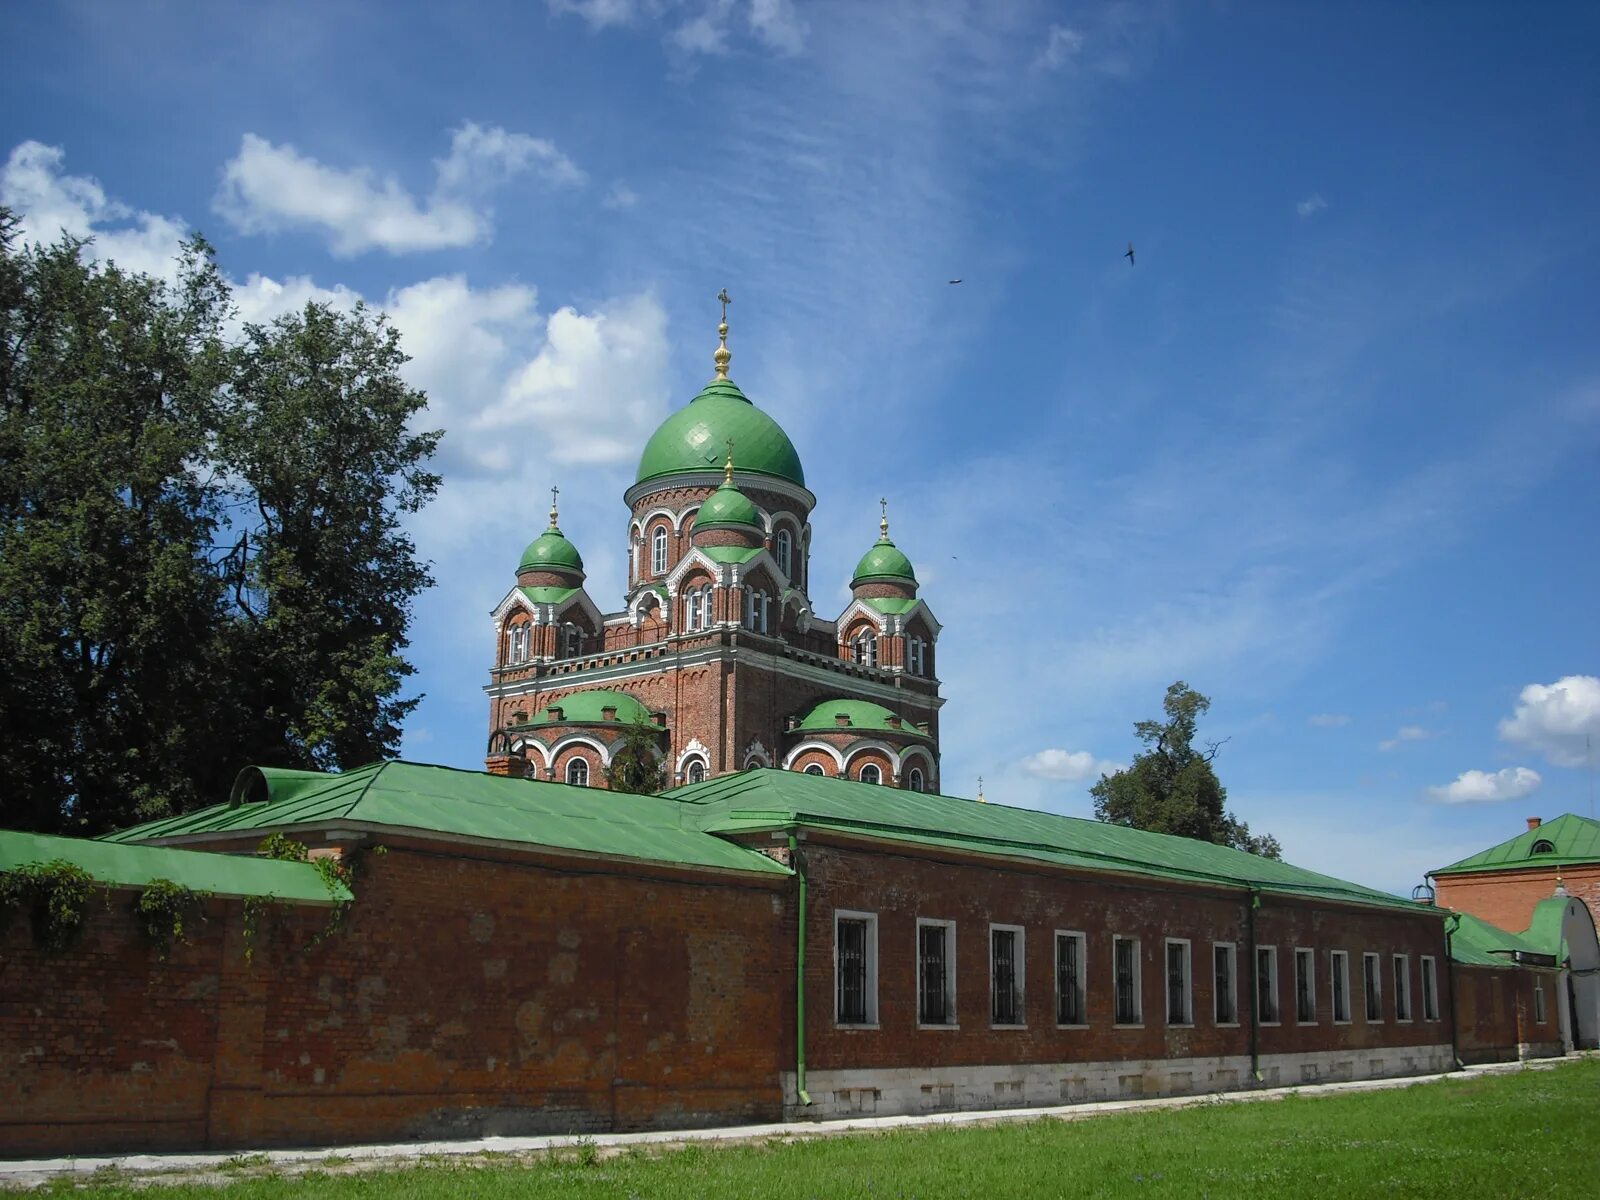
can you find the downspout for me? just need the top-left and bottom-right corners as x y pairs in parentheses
(789, 832), (812, 1107)
(1246, 887), (1262, 1082)
(1443, 911), (1464, 1069)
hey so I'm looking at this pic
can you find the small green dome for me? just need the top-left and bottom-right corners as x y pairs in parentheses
(513, 690), (654, 728)
(518, 525), (583, 574)
(852, 535), (916, 586)
(793, 698), (926, 737)
(694, 481), (762, 531)
(636, 379), (805, 487)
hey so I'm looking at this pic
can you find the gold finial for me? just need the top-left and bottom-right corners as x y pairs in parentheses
(713, 288), (732, 379)
(977, 775), (986, 804)
(549, 484), (560, 528)
(724, 438), (735, 487)
(879, 497), (889, 538)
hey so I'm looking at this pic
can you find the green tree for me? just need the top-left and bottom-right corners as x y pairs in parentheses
(1090, 682), (1282, 860)
(603, 716), (668, 794)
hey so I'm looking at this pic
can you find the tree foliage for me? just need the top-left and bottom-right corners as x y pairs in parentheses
(604, 716), (668, 795)
(1090, 681), (1282, 860)
(0, 212), (440, 835)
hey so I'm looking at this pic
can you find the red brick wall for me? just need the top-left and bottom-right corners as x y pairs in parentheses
(0, 843), (788, 1156)
(1454, 965), (1564, 1064)
(1434, 866), (1600, 935)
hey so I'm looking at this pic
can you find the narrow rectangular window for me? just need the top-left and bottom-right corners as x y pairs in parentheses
(1295, 949), (1316, 1023)
(1114, 936), (1142, 1025)
(1393, 954), (1412, 1021)
(1256, 946), (1280, 1024)
(990, 925), (1024, 1026)
(835, 912), (877, 1025)
(1056, 932), (1086, 1026)
(1534, 981), (1547, 1024)
(917, 920), (955, 1026)
(1364, 952), (1382, 1022)
(1421, 956), (1439, 1022)
(1331, 951), (1351, 1023)
(1165, 939), (1192, 1025)
(1213, 943), (1238, 1024)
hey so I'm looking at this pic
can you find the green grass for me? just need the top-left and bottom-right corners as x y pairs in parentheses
(49, 1060), (1600, 1198)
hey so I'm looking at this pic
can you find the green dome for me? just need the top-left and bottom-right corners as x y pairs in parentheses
(518, 525), (583, 574)
(852, 535), (916, 585)
(513, 689), (654, 728)
(694, 481), (762, 531)
(636, 379), (805, 487)
(793, 698), (926, 737)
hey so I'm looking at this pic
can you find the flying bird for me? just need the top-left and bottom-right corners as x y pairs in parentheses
(948, 278), (963, 284)
(1125, 242), (1136, 266)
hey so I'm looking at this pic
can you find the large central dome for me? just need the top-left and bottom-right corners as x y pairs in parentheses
(635, 378), (805, 487)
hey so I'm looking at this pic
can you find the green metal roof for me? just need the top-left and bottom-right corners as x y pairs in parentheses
(2, 829), (348, 904)
(105, 761), (785, 878)
(636, 378), (805, 487)
(519, 585), (580, 606)
(1523, 895), (1597, 964)
(1431, 813), (1600, 876)
(863, 597), (922, 615)
(694, 481), (762, 531)
(793, 699), (927, 738)
(852, 535), (916, 586)
(509, 689), (655, 728)
(668, 770), (1431, 913)
(518, 525), (584, 574)
(1446, 911), (1545, 968)
(702, 545), (763, 565)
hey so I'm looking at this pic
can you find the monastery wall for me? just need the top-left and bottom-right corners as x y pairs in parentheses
(1452, 963), (1565, 1065)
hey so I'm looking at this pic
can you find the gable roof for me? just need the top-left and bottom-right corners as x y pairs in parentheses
(1431, 813), (1600, 876)
(103, 761), (787, 879)
(1446, 910), (1547, 968)
(669, 769), (1427, 913)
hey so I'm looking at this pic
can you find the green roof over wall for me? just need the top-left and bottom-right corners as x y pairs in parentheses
(1, 828), (348, 903)
(1431, 813), (1600, 876)
(1446, 910), (1546, 968)
(519, 585), (580, 606)
(863, 597), (922, 615)
(636, 379), (805, 487)
(668, 770), (1430, 913)
(104, 761), (786, 878)
(702, 545), (764, 565)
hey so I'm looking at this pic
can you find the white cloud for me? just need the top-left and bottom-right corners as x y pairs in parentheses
(214, 125), (582, 257)
(547, 0), (645, 29)
(1378, 725), (1432, 751)
(603, 181), (639, 210)
(748, 0), (807, 54)
(1021, 748), (1124, 782)
(1296, 194), (1328, 218)
(1498, 675), (1600, 768)
(1039, 24), (1085, 69)
(550, 0), (806, 56)
(1308, 713), (1350, 728)
(1427, 767), (1542, 805)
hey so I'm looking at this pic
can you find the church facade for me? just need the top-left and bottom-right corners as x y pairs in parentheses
(483, 306), (942, 793)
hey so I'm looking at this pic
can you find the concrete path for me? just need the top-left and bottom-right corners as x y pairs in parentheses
(0, 1055), (1582, 1189)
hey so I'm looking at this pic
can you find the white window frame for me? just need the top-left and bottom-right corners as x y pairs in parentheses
(1331, 950), (1352, 1024)
(1164, 937), (1193, 1027)
(1421, 955), (1440, 1022)
(744, 589), (770, 634)
(1112, 934), (1143, 1027)
(856, 632), (878, 666)
(909, 637), (925, 676)
(508, 624), (527, 663)
(686, 590), (703, 631)
(1534, 980), (1547, 1024)
(562, 624), (582, 658)
(1294, 947), (1317, 1024)
(565, 757), (589, 787)
(834, 909), (879, 1028)
(1055, 930), (1088, 1028)
(1363, 952), (1383, 1023)
(803, 763), (825, 776)
(651, 525), (668, 575)
(906, 766), (925, 792)
(1393, 954), (1412, 1022)
(915, 918), (958, 1029)
(1212, 941), (1239, 1027)
(1256, 945), (1280, 1026)
(858, 763), (882, 785)
(683, 757), (706, 785)
(775, 528), (792, 577)
(989, 923), (1027, 1028)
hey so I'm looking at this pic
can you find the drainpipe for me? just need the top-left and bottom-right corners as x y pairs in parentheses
(1443, 912), (1464, 1069)
(788, 832), (813, 1107)
(1246, 888), (1262, 1082)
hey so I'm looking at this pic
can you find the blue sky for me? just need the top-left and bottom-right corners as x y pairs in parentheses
(4, 1), (1597, 893)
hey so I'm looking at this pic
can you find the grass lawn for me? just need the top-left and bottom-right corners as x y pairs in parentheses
(44, 1059), (1600, 1199)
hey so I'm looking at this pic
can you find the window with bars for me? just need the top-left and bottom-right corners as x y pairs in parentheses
(1114, 936), (1141, 1025)
(1331, 951), (1351, 1022)
(1256, 946), (1280, 1024)
(1213, 943), (1238, 1024)
(991, 926), (1024, 1025)
(1295, 949), (1316, 1023)
(918, 921), (955, 1026)
(1363, 953), (1382, 1022)
(1165, 940), (1192, 1025)
(1393, 955), (1412, 1021)
(836, 912), (876, 1025)
(1056, 932), (1086, 1025)
(1421, 956), (1439, 1021)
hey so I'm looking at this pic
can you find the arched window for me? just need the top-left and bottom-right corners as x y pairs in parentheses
(509, 624), (528, 664)
(858, 763), (882, 785)
(686, 589), (703, 631)
(652, 525), (669, 575)
(776, 528), (792, 577)
(1531, 839), (1555, 855)
(907, 767), (925, 792)
(566, 757), (589, 787)
(855, 632), (878, 667)
(804, 763), (825, 776)
(685, 758), (706, 784)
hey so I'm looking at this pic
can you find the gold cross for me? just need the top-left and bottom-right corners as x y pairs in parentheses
(717, 288), (731, 322)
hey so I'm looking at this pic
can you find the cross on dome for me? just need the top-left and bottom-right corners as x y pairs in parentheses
(713, 288), (732, 379)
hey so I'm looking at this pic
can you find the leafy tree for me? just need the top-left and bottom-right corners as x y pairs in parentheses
(604, 716), (668, 794)
(1090, 682), (1282, 860)
(0, 212), (440, 834)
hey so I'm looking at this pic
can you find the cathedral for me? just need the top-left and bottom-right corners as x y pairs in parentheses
(484, 299), (943, 792)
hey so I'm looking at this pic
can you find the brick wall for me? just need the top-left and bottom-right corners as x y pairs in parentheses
(1434, 866), (1600, 935)
(1454, 964), (1564, 1064)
